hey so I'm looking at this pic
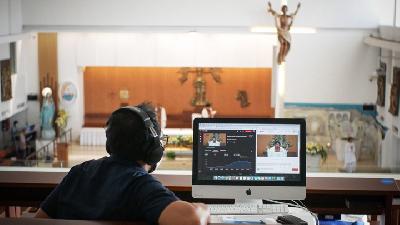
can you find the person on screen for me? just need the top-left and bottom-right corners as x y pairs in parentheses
(35, 103), (210, 225)
(267, 141), (288, 157)
(208, 136), (221, 146)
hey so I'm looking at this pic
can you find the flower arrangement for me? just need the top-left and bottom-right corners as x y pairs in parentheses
(55, 109), (68, 132)
(306, 142), (327, 162)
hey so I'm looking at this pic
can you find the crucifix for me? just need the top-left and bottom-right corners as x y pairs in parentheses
(266, 0), (302, 118)
(267, 1), (301, 65)
(178, 67), (222, 107)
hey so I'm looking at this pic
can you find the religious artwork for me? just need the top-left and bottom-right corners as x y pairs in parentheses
(1, 60), (12, 102)
(389, 67), (400, 116)
(60, 81), (78, 105)
(178, 67), (222, 106)
(40, 87), (56, 140)
(236, 90), (250, 108)
(267, 2), (301, 65)
(376, 62), (386, 107)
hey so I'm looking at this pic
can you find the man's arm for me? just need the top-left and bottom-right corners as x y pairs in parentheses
(159, 201), (210, 225)
(267, 2), (277, 16)
(291, 2), (301, 16)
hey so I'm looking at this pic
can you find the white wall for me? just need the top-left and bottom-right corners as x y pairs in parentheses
(286, 30), (378, 104)
(55, 31), (379, 140)
(378, 44), (400, 168)
(0, 0), (22, 36)
(58, 32), (276, 139)
(20, 33), (40, 126)
(0, 41), (28, 121)
(21, 0), (394, 29)
(0, 0), (10, 36)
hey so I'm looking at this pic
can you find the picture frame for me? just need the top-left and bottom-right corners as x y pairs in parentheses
(377, 75), (386, 107)
(389, 67), (400, 116)
(376, 61), (386, 107)
(1, 59), (12, 102)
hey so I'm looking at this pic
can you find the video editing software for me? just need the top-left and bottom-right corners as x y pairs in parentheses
(197, 123), (301, 182)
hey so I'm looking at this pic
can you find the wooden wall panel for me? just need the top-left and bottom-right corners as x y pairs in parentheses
(84, 67), (273, 127)
(38, 33), (58, 107)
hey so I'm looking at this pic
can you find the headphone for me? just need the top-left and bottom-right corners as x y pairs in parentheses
(105, 106), (164, 169)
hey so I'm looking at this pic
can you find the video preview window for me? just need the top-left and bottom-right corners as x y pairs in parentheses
(256, 135), (298, 158)
(203, 133), (227, 147)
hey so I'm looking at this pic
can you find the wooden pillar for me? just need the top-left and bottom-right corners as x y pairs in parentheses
(38, 33), (58, 109)
(38, 33), (58, 136)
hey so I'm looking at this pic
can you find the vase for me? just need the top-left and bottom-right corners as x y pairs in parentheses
(306, 154), (321, 172)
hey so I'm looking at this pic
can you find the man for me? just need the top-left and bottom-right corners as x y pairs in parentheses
(267, 2), (301, 65)
(35, 103), (210, 225)
(267, 141), (288, 157)
(201, 103), (216, 118)
(208, 136), (220, 147)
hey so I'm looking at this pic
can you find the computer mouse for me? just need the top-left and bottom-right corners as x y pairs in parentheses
(261, 218), (279, 224)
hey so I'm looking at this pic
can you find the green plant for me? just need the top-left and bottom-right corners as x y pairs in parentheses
(306, 142), (328, 162)
(166, 151), (176, 160)
(55, 109), (68, 130)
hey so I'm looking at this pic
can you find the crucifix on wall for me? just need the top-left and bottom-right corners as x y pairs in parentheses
(267, 1), (301, 65)
(178, 67), (222, 107)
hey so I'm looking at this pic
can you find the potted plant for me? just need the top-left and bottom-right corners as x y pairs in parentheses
(306, 142), (327, 171)
(166, 151), (176, 160)
(55, 109), (68, 135)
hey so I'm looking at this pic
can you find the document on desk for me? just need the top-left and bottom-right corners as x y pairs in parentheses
(210, 215), (280, 224)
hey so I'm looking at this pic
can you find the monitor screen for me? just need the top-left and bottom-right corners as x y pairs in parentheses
(192, 118), (306, 187)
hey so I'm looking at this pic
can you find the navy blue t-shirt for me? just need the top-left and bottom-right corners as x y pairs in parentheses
(40, 156), (178, 224)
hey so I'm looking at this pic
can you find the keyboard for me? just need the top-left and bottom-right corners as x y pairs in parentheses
(208, 203), (289, 215)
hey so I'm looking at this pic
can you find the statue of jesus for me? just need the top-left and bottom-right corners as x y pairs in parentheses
(267, 2), (301, 65)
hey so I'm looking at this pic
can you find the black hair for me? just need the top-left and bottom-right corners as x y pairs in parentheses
(106, 102), (160, 161)
(205, 103), (212, 107)
(275, 141), (281, 145)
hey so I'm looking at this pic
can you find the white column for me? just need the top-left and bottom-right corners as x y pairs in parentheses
(273, 46), (286, 118)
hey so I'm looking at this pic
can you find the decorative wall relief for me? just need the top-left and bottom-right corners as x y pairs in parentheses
(60, 81), (78, 105)
(236, 90), (250, 108)
(178, 67), (222, 107)
(376, 62), (386, 107)
(1, 60), (12, 102)
(389, 67), (400, 116)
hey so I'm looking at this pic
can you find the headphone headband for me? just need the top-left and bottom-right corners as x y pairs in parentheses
(106, 105), (164, 168)
(118, 106), (159, 138)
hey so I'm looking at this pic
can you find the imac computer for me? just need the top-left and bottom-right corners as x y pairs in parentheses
(192, 118), (306, 206)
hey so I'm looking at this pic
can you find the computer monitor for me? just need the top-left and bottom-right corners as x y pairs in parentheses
(192, 118), (306, 202)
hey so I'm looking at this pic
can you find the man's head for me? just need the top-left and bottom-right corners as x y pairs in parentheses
(205, 103), (212, 108)
(281, 5), (288, 14)
(105, 103), (163, 166)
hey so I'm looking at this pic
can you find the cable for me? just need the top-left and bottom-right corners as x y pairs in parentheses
(264, 199), (319, 225)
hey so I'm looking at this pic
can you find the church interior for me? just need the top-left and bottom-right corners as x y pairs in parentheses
(1, 0), (400, 224)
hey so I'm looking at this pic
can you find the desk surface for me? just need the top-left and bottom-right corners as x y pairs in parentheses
(0, 218), (260, 225)
(0, 218), (141, 225)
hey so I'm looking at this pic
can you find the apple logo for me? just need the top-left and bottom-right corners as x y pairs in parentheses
(246, 188), (252, 195)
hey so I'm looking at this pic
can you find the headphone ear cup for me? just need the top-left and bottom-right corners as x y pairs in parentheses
(143, 138), (164, 165)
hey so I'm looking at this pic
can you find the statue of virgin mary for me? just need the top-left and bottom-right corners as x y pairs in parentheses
(40, 87), (56, 140)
